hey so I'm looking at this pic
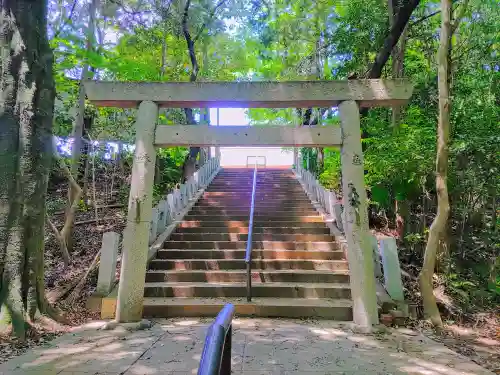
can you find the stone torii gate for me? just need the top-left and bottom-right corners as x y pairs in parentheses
(84, 79), (413, 328)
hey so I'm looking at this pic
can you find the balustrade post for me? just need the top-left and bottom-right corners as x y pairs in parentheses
(149, 206), (159, 244)
(380, 237), (404, 301)
(166, 193), (174, 224)
(327, 191), (335, 215)
(193, 171), (199, 191)
(180, 184), (187, 208)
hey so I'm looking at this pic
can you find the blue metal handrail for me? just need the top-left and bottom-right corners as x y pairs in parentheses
(197, 304), (235, 375)
(245, 164), (258, 302)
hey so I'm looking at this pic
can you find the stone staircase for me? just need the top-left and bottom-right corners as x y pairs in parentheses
(142, 168), (353, 320)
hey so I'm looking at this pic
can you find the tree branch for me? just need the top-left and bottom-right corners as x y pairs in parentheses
(53, 0), (79, 39)
(409, 9), (441, 28)
(409, 0), (462, 29)
(451, 0), (469, 34)
(367, 0), (421, 79)
(193, 0), (228, 42)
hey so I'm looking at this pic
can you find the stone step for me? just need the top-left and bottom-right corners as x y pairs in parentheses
(208, 184), (302, 188)
(193, 201), (313, 210)
(188, 208), (318, 215)
(203, 192), (309, 198)
(194, 202), (316, 208)
(215, 178), (296, 181)
(175, 226), (330, 234)
(178, 221), (328, 229)
(210, 177), (297, 181)
(187, 208), (318, 216)
(219, 170), (292, 173)
(145, 269), (350, 283)
(169, 233), (333, 242)
(143, 282), (352, 299)
(212, 175), (295, 178)
(206, 182), (301, 185)
(205, 189), (306, 193)
(208, 188), (301, 191)
(214, 174), (293, 176)
(142, 297), (352, 320)
(156, 249), (344, 260)
(148, 259), (349, 271)
(183, 215), (324, 222)
(194, 199), (314, 205)
(163, 241), (339, 250)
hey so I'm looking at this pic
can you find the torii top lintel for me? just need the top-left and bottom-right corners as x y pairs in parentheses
(83, 79), (413, 108)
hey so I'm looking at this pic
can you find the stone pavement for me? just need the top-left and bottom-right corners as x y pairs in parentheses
(0, 318), (494, 375)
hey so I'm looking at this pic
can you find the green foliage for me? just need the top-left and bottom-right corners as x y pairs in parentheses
(152, 147), (189, 205)
(318, 148), (341, 191)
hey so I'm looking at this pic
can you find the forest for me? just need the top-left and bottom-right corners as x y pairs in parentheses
(0, 0), (498, 367)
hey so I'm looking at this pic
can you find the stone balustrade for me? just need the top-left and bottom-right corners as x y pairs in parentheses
(294, 163), (405, 310)
(294, 164), (343, 231)
(148, 156), (220, 245)
(95, 156), (221, 298)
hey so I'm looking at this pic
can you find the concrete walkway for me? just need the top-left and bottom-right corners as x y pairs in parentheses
(0, 318), (494, 375)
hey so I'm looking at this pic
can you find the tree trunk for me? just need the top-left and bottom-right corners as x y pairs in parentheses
(368, 0), (420, 79)
(70, 0), (97, 181)
(390, 0), (410, 235)
(0, 0), (59, 340)
(180, 0), (200, 182)
(418, 0), (452, 328)
(180, 0), (225, 181)
(66, 0), (97, 248)
(389, 0), (408, 131)
(78, 115), (93, 197)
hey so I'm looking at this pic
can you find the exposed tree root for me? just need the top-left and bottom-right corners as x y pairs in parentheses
(46, 279), (81, 304)
(46, 212), (71, 267)
(46, 156), (84, 267)
(65, 250), (101, 304)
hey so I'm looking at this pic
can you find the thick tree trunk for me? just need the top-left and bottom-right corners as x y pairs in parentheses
(0, 0), (58, 340)
(418, 0), (452, 328)
(368, 0), (420, 79)
(359, 0), (420, 126)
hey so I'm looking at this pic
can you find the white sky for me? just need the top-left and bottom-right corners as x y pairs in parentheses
(209, 108), (293, 167)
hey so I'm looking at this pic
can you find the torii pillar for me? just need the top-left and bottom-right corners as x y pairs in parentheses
(339, 100), (379, 326)
(116, 100), (158, 322)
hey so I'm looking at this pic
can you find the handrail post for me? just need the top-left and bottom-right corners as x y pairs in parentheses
(197, 304), (235, 375)
(220, 325), (232, 375)
(245, 163), (258, 302)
